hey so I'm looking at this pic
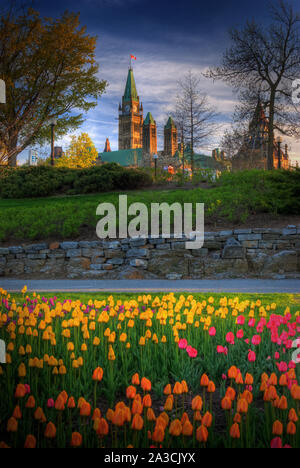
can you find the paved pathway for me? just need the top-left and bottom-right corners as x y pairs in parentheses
(0, 278), (299, 293)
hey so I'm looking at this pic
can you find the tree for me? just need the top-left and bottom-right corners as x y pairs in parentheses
(55, 133), (98, 168)
(174, 71), (218, 174)
(206, 0), (300, 170)
(0, 4), (107, 166)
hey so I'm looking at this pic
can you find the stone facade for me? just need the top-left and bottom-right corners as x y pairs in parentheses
(0, 226), (299, 280)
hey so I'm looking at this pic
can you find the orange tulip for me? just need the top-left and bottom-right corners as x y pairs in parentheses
(291, 385), (300, 400)
(181, 412), (189, 425)
(181, 380), (188, 393)
(272, 420), (283, 436)
(25, 396), (36, 409)
(268, 373), (278, 386)
(287, 421), (296, 435)
(237, 398), (248, 414)
(80, 402), (91, 417)
(141, 377), (151, 392)
(225, 387), (236, 401)
(228, 366), (238, 380)
(146, 408), (156, 422)
(207, 381), (216, 393)
(132, 373), (140, 385)
(288, 408), (298, 422)
(152, 425), (165, 443)
(112, 409), (126, 427)
(279, 374), (288, 386)
(169, 419), (182, 437)
(196, 425), (208, 443)
(132, 399), (143, 415)
(67, 397), (76, 409)
(12, 405), (22, 419)
(194, 411), (202, 422)
(143, 394), (152, 408)
(264, 385), (277, 401)
(45, 422), (57, 439)
(96, 418), (109, 437)
(163, 384), (171, 395)
(245, 373), (253, 385)
(24, 434), (36, 448)
(92, 408), (101, 421)
(34, 407), (46, 422)
(191, 395), (203, 411)
(164, 395), (174, 411)
(202, 411), (213, 427)
(59, 391), (68, 404)
(126, 385), (136, 399)
(15, 384), (26, 398)
(233, 413), (241, 424)
(7, 417), (18, 432)
(92, 367), (103, 381)
(221, 396), (232, 411)
(278, 396), (288, 411)
(182, 420), (193, 437)
(230, 423), (240, 439)
(173, 382), (183, 395)
(241, 390), (253, 405)
(54, 395), (65, 411)
(71, 432), (82, 447)
(200, 374), (209, 387)
(131, 413), (144, 430)
(235, 373), (244, 385)
(157, 412), (169, 429)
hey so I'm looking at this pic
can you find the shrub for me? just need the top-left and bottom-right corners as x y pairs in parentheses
(0, 164), (153, 198)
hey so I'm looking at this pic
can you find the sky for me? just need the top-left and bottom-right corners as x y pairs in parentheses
(4, 0), (300, 164)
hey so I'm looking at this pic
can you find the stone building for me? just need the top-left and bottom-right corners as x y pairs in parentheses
(143, 112), (157, 155)
(117, 67), (177, 161)
(163, 117), (178, 156)
(231, 101), (290, 171)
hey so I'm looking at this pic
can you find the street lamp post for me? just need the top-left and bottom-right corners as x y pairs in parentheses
(153, 153), (158, 181)
(276, 136), (282, 170)
(50, 118), (57, 166)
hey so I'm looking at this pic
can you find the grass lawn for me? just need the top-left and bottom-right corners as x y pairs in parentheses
(0, 169), (299, 243)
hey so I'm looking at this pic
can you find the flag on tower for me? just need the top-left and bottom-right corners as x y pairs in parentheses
(130, 55), (137, 60)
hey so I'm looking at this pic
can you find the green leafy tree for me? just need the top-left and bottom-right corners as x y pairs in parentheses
(0, 4), (107, 166)
(56, 133), (98, 168)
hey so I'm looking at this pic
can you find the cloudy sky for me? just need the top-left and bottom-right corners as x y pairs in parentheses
(12, 0), (300, 164)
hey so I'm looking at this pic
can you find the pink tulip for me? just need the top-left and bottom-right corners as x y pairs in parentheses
(251, 335), (261, 346)
(178, 339), (188, 349)
(209, 327), (216, 336)
(47, 399), (54, 408)
(274, 352), (280, 360)
(248, 318), (256, 327)
(237, 315), (245, 325)
(271, 437), (282, 448)
(236, 329), (244, 339)
(248, 350), (256, 362)
(226, 332), (235, 345)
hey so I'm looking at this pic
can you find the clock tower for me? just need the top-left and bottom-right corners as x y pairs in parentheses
(118, 67), (143, 150)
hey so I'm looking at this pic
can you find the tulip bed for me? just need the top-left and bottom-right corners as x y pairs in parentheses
(0, 288), (299, 449)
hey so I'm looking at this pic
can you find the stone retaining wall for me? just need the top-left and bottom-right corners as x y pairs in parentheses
(0, 226), (300, 280)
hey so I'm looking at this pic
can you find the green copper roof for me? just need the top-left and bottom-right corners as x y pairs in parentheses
(98, 148), (142, 167)
(123, 68), (138, 101)
(165, 116), (176, 129)
(143, 112), (155, 126)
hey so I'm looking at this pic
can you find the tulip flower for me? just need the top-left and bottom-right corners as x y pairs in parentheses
(196, 425), (208, 443)
(24, 434), (36, 448)
(229, 423), (240, 439)
(70, 432), (82, 447)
